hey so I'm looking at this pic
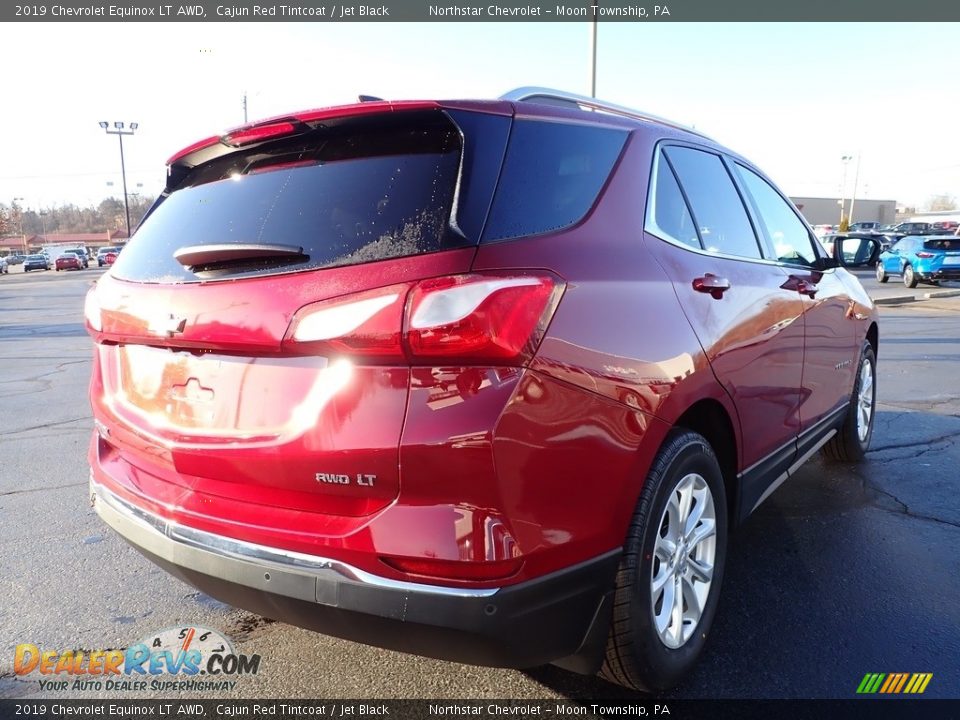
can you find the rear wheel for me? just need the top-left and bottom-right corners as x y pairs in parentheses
(600, 430), (727, 691)
(903, 264), (918, 288)
(823, 342), (876, 462)
(876, 264), (888, 283)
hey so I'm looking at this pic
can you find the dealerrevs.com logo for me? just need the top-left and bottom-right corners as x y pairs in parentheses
(14, 626), (261, 692)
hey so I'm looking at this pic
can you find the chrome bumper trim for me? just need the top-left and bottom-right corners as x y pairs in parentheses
(90, 477), (499, 604)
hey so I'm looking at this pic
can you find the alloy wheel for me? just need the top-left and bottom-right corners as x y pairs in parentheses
(651, 473), (717, 649)
(857, 357), (874, 443)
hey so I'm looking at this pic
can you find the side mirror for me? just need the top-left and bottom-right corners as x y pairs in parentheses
(834, 237), (881, 268)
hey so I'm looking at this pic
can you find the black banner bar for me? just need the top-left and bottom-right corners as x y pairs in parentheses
(4, 0), (960, 22)
(0, 700), (957, 720)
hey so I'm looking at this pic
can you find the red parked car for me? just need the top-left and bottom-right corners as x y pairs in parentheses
(86, 88), (880, 690)
(55, 252), (82, 271)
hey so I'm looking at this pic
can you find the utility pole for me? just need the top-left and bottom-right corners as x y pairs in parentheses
(838, 155), (853, 226)
(588, 6), (598, 97)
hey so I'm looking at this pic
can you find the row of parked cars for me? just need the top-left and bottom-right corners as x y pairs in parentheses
(1, 247), (122, 274)
(816, 220), (960, 240)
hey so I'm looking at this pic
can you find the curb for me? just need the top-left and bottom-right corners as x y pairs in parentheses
(872, 289), (960, 306)
(873, 295), (916, 305)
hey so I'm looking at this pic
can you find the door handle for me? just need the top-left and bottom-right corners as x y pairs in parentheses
(781, 274), (819, 298)
(796, 279), (818, 298)
(692, 274), (731, 299)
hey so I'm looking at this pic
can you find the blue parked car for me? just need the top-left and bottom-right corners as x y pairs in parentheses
(876, 235), (960, 288)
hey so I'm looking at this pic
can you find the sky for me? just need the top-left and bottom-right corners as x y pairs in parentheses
(1, 21), (958, 213)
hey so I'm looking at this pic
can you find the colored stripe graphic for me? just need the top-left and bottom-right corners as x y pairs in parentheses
(856, 673), (886, 693)
(857, 672), (932, 694)
(879, 674), (896, 693)
(893, 673), (909, 693)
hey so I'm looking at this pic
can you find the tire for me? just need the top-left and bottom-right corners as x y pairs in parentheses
(600, 430), (728, 692)
(903, 264), (918, 288)
(822, 342), (876, 463)
(876, 264), (888, 283)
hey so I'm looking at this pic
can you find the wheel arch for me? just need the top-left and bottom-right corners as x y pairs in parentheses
(866, 321), (878, 357)
(673, 398), (739, 529)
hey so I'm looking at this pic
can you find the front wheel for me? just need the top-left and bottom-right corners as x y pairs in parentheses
(822, 342), (876, 462)
(600, 430), (728, 691)
(876, 264), (888, 283)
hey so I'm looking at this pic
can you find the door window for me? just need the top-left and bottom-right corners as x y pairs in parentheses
(735, 164), (818, 267)
(663, 146), (762, 259)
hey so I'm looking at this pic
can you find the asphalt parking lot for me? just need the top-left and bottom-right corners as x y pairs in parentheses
(1, 265), (958, 700)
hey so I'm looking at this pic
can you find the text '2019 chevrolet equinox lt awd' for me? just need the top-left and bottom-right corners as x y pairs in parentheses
(86, 88), (879, 691)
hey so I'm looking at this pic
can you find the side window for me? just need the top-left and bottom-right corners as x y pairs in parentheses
(735, 164), (817, 266)
(651, 152), (700, 249)
(482, 120), (628, 242)
(664, 146), (761, 259)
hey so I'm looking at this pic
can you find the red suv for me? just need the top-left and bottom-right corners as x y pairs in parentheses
(86, 88), (879, 691)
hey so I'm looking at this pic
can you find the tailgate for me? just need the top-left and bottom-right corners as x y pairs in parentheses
(88, 104), (512, 518)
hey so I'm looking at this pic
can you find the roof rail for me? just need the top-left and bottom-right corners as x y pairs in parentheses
(500, 86), (709, 139)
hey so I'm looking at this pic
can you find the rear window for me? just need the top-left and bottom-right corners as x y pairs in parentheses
(111, 112), (471, 283)
(924, 239), (960, 251)
(482, 120), (628, 242)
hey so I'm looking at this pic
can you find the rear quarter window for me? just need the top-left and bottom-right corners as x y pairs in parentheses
(924, 239), (960, 251)
(482, 120), (628, 242)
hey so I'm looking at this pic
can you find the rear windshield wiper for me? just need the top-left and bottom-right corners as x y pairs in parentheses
(174, 243), (308, 276)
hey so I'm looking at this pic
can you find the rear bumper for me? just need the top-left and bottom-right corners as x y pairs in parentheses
(919, 268), (960, 280)
(90, 478), (620, 670)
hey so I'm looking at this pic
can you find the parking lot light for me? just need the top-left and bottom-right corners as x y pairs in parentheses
(99, 121), (139, 237)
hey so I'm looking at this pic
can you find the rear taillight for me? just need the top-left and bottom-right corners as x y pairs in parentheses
(406, 274), (561, 363)
(916, 251), (935, 258)
(286, 283), (411, 362)
(284, 272), (564, 366)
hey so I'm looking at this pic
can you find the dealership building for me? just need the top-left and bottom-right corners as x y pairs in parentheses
(789, 197), (898, 226)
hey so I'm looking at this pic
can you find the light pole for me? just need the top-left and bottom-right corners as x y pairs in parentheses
(588, 9), (598, 98)
(39, 210), (48, 242)
(99, 121), (138, 238)
(838, 155), (853, 226)
(848, 153), (862, 225)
